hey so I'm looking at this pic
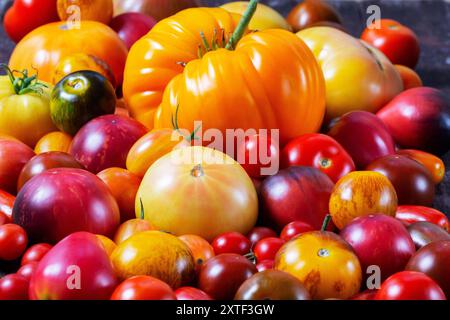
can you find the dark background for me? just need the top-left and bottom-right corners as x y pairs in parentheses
(0, 0), (448, 213)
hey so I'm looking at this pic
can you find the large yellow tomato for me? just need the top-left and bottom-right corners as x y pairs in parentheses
(297, 27), (403, 121)
(136, 146), (258, 241)
(275, 231), (362, 300)
(220, 1), (291, 31)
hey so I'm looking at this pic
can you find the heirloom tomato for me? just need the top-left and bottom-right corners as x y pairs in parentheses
(0, 274), (29, 300)
(179, 234), (215, 271)
(21, 243), (52, 266)
(114, 219), (153, 245)
(17, 262), (38, 280)
(0, 224), (28, 261)
(124, 5), (325, 144)
(111, 276), (176, 300)
(34, 132), (72, 154)
(395, 65), (422, 90)
(246, 227), (277, 245)
(212, 232), (251, 256)
(0, 190), (15, 222)
(96, 235), (117, 256)
(110, 13), (157, 50)
(407, 222), (450, 249)
(175, 287), (213, 300)
(57, 0), (113, 25)
(113, 0), (198, 21)
(254, 237), (285, 262)
(397, 149), (445, 184)
(9, 21), (128, 85)
(280, 221), (314, 242)
(287, 0), (342, 32)
(396, 205), (448, 231)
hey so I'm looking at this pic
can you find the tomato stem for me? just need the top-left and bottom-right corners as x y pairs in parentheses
(321, 214), (332, 231)
(0, 64), (47, 96)
(225, 0), (259, 50)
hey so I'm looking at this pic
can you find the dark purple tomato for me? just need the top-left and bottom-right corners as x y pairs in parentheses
(246, 227), (277, 246)
(407, 221), (450, 249)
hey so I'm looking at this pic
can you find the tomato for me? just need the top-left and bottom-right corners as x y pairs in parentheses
(397, 149), (445, 184)
(57, 0), (113, 25)
(178, 234), (215, 271)
(0, 190), (15, 222)
(280, 221), (315, 242)
(396, 206), (449, 231)
(212, 232), (251, 256)
(113, 219), (154, 245)
(281, 134), (355, 182)
(254, 237), (285, 262)
(111, 276), (176, 300)
(395, 65), (422, 90)
(34, 132), (72, 154)
(175, 287), (213, 300)
(0, 67), (56, 147)
(126, 129), (189, 178)
(113, 0), (198, 21)
(136, 146), (258, 241)
(287, 0), (342, 32)
(236, 134), (280, 179)
(256, 260), (274, 272)
(9, 21), (128, 86)
(96, 235), (117, 256)
(375, 271), (446, 300)
(97, 168), (142, 222)
(361, 19), (420, 69)
(408, 222), (450, 249)
(0, 274), (29, 300)
(275, 231), (362, 300)
(125, 6), (325, 142)
(246, 227), (277, 246)
(351, 290), (378, 300)
(4, 0), (58, 43)
(0, 212), (8, 226)
(20, 243), (52, 266)
(17, 262), (39, 280)
(0, 224), (28, 261)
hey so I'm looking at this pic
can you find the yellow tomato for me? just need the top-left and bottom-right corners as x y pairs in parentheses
(34, 131), (72, 154)
(113, 218), (154, 245)
(136, 146), (258, 241)
(297, 27), (403, 121)
(96, 234), (117, 256)
(220, 1), (291, 31)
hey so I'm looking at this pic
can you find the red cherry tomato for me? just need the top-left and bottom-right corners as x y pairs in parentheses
(280, 221), (315, 242)
(0, 274), (29, 300)
(361, 19), (420, 69)
(212, 232), (251, 256)
(4, 0), (59, 43)
(246, 227), (277, 246)
(375, 271), (446, 300)
(256, 260), (274, 272)
(281, 133), (355, 182)
(17, 262), (39, 280)
(20, 243), (53, 266)
(175, 287), (213, 300)
(236, 134), (280, 179)
(395, 206), (449, 231)
(0, 224), (28, 261)
(0, 190), (15, 222)
(254, 237), (285, 262)
(111, 276), (176, 300)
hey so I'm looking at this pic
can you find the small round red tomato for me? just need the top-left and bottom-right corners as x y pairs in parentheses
(375, 271), (446, 300)
(256, 260), (274, 272)
(254, 237), (285, 262)
(0, 274), (29, 300)
(20, 243), (52, 266)
(246, 227), (277, 246)
(361, 19), (420, 69)
(111, 276), (176, 300)
(17, 262), (39, 280)
(175, 287), (213, 300)
(396, 205), (448, 231)
(281, 133), (355, 182)
(0, 190), (15, 222)
(212, 232), (251, 256)
(0, 224), (28, 261)
(236, 134), (280, 179)
(280, 221), (315, 242)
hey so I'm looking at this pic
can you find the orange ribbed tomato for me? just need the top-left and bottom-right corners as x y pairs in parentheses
(9, 21), (128, 86)
(123, 8), (325, 144)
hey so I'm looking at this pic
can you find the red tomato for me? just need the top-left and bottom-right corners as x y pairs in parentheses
(111, 276), (176, 300)
(351, 290), (378, 300)
(254, 237), (285, 262)
(20, 243), (52, 266)
(375, 271), (446, 300)
(4, 0), (59, 43)
(175, 287), (213, 300)
(17, 262), (39, 280)
(0, 212), (8, 226)
(246, 227), (277, 246)
(0, 274), (29, 300)
(280, 221), (315, 242)
(0, 190), (15, 222)
(256, 260), (274, 272)
(212, 232), (251, 256)
(396, 206), (449, 231)
(361, 19), (420, 69)
(281, 133), (355, 182)
(236, 134), (280, 179)
(0, 224), (28, 261)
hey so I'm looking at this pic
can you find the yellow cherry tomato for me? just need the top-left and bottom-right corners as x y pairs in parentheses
(34, 131), (72, 154)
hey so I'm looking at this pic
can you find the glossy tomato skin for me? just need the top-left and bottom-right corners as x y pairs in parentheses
(287, 0), (342, 32)
(0, 212), (8, 226)
(375, 271), (446, 300)
(0, 274), (29, 300)
(396, 206), (449, 231)
(395, 65), (422, 90)
(397, 149), (445, 184)
(111, 276), (176, 300)
(407, 222), (450, 249)
(179, 235), (215, 272)
(113, 0), (198, 21)
(280, 221), (314, 242)
(256, 260), (274, 272)
(198, 254), (257, 300)
(0, 190), (15, 222)
(57, 0), (113, 24)
(70, 115), (147, 173)
(212, 232), (251, 256)
(175, 287), (213, 301)
(34, 132), (72, 154)
(246, 227), (277, 246)
(113, 219), (153, 244)
(21, 243), (52, 266)
(17, 262), (39, 280)
(110, 13), (156, 50)
(96, 235), (117, 256)
(0, 224), (28, 261)
(260, 166), (334, 231)
(254, 238), (285, 262)
(235, 270), (311, 300)
(281, 133), (355, 182)
(361, 19), (420, 68)
(4, 0), (58, 43)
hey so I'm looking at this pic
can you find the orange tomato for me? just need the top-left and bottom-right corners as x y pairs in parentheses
(97, 168), (142, 222)
(57, 0), (113, 25)
(275, 231), (362, 300)
(9, 21), (128, 85)
(178, 234), (215, 271)
(111, 230), (195, 288)
(123, 7), (325, 144)
(96, 234), (117, 256)
(126, 129), (189, 178)
(397, 149), (445, 184)
(395, 65), (423, 90)
(34, 132), (72, 154)
(329, 171), (398, 229)
(113, 219), (153, 245)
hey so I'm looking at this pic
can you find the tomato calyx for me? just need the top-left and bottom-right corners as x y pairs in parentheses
(197, 29), (228, 58)
(1, 64), (48, 96)
(225, 0), (259, 50)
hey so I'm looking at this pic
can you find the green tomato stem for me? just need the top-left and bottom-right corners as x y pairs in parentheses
(225, 0), (259, 50)
(321, 214), (332, 232)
